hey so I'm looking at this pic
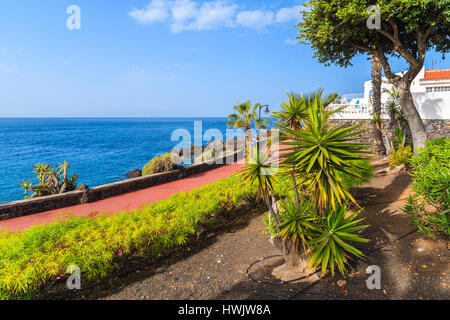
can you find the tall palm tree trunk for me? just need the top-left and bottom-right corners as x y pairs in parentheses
(371, 55), (386, 155)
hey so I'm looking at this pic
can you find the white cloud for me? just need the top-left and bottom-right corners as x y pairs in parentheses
(129, 0), (170, 24)
(181, 1), (237, 31)
(284, 38), (298, 46)
(129, 1), (303, 33)
(236, 10), (275, 30)
(171, 0), (198, 22)
(276, 5), (303, 24)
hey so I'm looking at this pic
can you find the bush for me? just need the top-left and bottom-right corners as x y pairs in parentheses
(339, 159), (374, 190)
(142, 153), (180, 176)
(402, 138), (450, 237)
(194, 149), (216, 164)
(0, 172), (295, 300)
(389, 145), (413, 168)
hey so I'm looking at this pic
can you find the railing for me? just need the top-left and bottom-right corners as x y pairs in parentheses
(328, 103), (390, 120)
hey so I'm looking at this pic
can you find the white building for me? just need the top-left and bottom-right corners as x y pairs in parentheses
(332, 67), (450, 120)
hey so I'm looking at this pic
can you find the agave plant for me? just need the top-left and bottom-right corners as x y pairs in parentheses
(282, 91), (370, 213)
(307, 205), (369, 276)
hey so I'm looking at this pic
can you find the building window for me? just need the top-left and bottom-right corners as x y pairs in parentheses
(426, 86), (450, 92)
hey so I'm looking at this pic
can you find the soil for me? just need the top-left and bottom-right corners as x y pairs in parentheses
(37, 160), (449, 300)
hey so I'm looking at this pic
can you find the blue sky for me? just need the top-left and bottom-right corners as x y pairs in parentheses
(0, 0), (446, 117)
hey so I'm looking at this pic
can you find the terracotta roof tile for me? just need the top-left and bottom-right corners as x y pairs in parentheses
(421, 69), (450, 81)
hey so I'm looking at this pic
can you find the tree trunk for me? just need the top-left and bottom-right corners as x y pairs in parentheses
(377, 52), (428, 152)
(371, 55), (386, 155)
(269, 238), (319, 283)
(245, 124), (252, 153)
(397, 79), (427, 151)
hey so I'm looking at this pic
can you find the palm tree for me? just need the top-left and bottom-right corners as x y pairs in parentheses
(227, 101), (269, 151)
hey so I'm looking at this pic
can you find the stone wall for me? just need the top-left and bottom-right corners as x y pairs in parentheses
(0, 151), (243, 222)
(330, 119), (450, 147)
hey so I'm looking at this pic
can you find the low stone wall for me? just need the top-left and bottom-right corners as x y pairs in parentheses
(0, 151), (244, 222)
(330, 119), (450, 146)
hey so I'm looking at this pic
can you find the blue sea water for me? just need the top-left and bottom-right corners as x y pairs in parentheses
(0, 118), (260, 204)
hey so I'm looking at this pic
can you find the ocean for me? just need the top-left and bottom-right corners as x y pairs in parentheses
(0, 118), (264, 204)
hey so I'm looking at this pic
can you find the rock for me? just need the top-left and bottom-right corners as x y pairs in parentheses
(337, 280), (347, 287)
(388, 164), (405, 174)
(375, 167), (389, 176)
(183, 145), (204, 158)
(125, 169), (142, 178)
(76, 184), (89, 192)
(76, 184), (89, 204)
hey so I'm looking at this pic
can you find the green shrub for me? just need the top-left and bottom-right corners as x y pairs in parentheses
(0, 171), (296, 300)
(389, 145), (413, 168)
(142, 153), (179, 176)
(402, 138), (450, 238)
(339, 159), (374, 190)
(194, 149), (216, 163)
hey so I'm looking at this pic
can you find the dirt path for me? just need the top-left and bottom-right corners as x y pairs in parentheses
(90, 170), (448, 300)
(0, 164), (241, 232)
(36, 167), (449, 300)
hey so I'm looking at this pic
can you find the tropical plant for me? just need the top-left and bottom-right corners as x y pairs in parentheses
(273, 92), (308, 130)
(277, 197), (319, 250)
(227, 101), (269, 150)
(282, 92), (370, 213)
(239, 144), (281, 226)
(307, 205), (369, 276)
(242, 89), (372, 278)
(19, 161), (78, 199)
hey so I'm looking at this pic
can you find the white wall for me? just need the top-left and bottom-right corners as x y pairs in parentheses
(413, 92), (450, 119)
(363, 67), (450, 120)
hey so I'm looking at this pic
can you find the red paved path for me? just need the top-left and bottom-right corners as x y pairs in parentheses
(0, 164), (241, 233)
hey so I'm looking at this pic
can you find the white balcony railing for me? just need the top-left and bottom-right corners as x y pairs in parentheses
(328, 103), (390, 120)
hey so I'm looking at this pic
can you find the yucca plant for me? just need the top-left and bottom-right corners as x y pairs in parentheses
(278, 197), (319, 250)
(282, 92), (370, 213)
(238, 144), (281, 226)
(307, 205), (369, 276)
(273, 92), (308, 131)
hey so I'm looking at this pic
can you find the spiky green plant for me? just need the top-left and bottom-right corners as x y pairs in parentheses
(282, 92), (370, 212)
(307, 205), (369, 276)
(238, 144), (281, 225)
(273, 92), (309, 131)
(278, 197), (319, 249)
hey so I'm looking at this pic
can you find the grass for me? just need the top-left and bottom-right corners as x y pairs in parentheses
(0, 159), (373, 300)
